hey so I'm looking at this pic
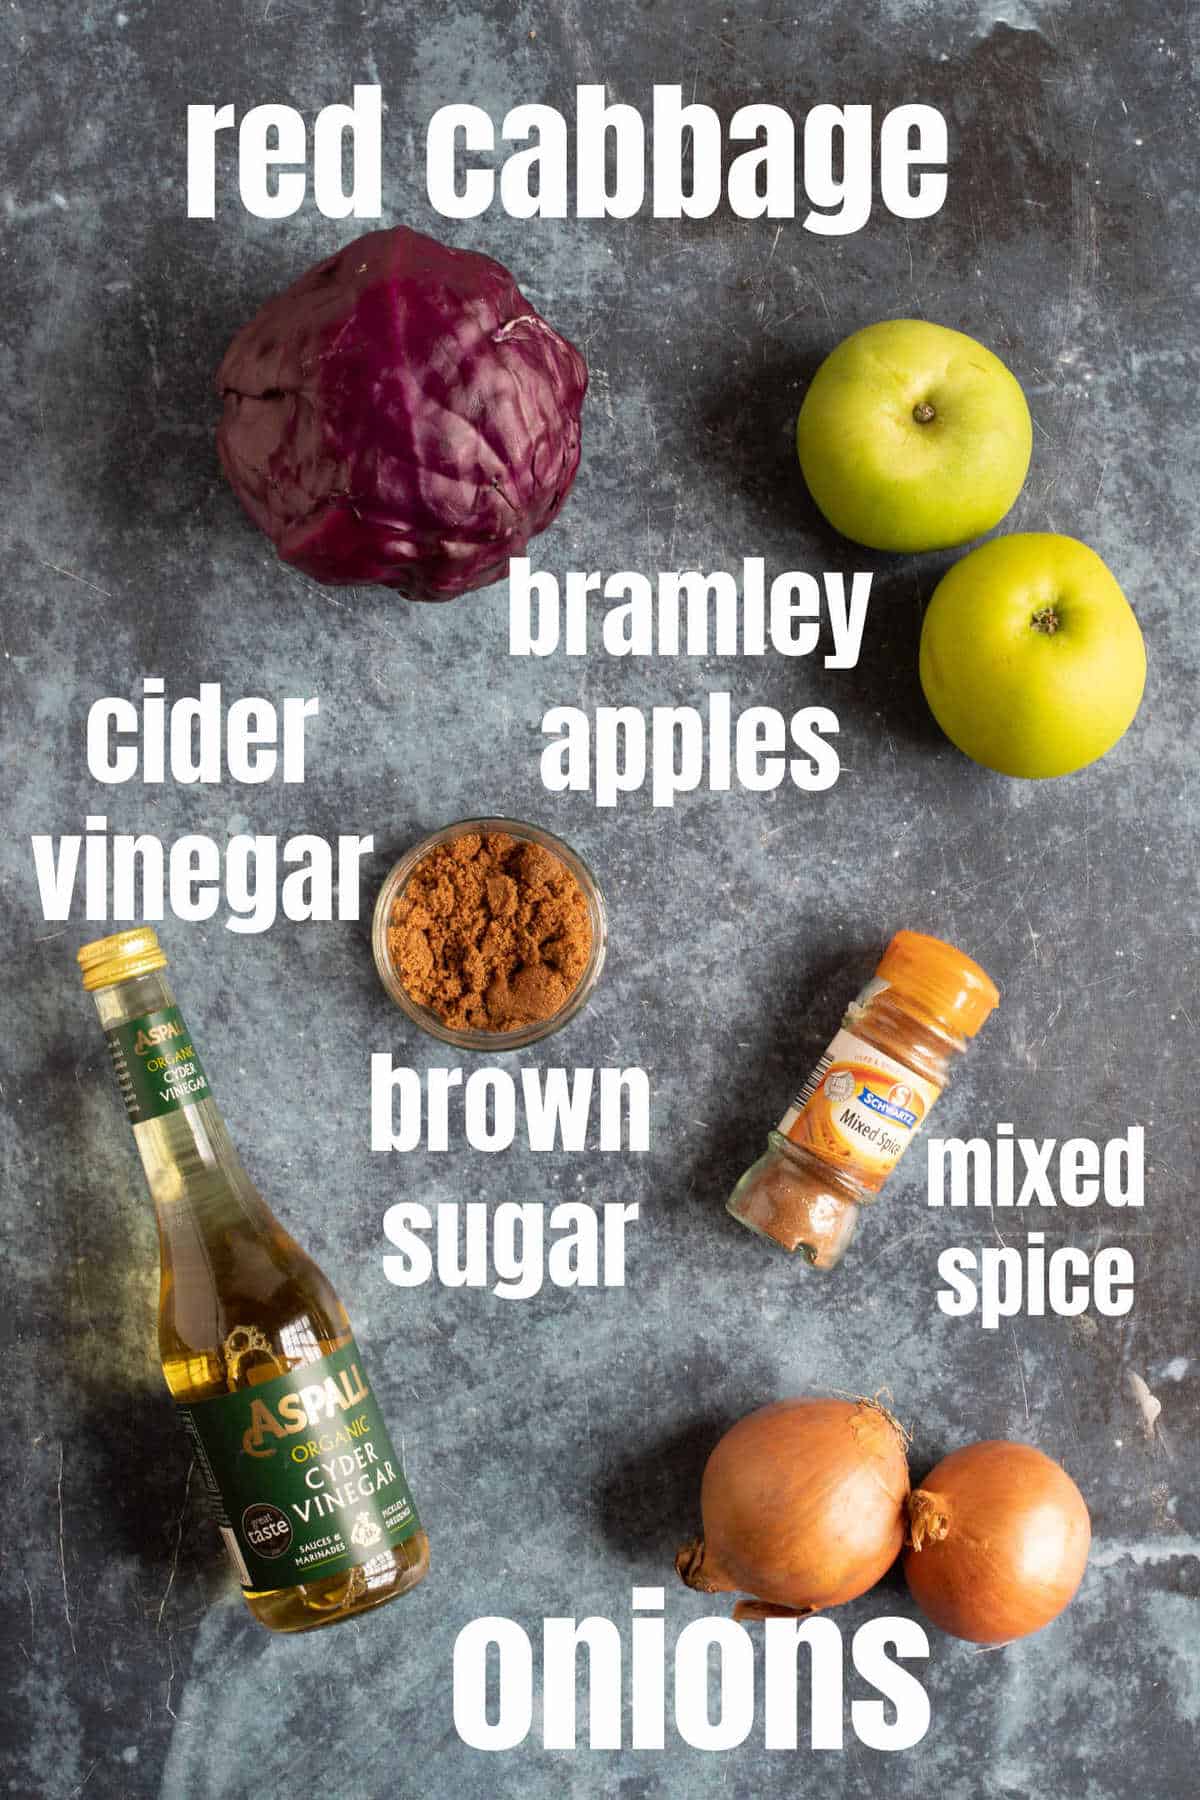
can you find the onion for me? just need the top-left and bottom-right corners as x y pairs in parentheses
(903, 1440), (1090, 1643)
(676, 1397), (910, 1617)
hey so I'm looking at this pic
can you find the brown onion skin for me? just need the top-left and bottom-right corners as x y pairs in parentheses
(676, 1398), (910, 1614)
(903, 1441), (1091, 1644)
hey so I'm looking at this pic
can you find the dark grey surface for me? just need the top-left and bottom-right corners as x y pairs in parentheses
(2, 1), (1197, 1796)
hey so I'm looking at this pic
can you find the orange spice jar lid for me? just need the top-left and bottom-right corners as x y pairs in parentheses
(877, 929), (1000, 1039)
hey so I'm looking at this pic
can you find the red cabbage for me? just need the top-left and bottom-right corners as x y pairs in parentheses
(216, 226), (587, 600)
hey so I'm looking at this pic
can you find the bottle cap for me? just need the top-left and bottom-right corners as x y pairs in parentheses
(77, 927), (168, 992)
(876, 930), (999, 1038)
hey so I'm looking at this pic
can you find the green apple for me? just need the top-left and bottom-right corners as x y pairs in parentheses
(919, 533), (1146, 778)
(796, 319), (1033, 552)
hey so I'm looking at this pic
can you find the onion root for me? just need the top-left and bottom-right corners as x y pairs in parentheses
(845, 1391), (911, 1450)
(732, 1599), (817, 1622)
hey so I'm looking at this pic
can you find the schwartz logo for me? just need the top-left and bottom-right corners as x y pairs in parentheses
(858, 1086), (919, 1129)
(242, 1365), (371, 1458)
(133, 1019), (184, 1055)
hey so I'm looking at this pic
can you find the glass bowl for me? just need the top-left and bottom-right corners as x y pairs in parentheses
(371, 817), (608, 1051)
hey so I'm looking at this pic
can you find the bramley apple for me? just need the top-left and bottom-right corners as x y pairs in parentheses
(918, 533), (1146, 778)
(796, 320), (1032, 552)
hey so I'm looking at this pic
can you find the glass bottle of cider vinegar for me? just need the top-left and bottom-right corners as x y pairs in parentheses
(78, 927), (429, 1634)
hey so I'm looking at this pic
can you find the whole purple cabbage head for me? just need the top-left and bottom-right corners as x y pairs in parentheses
(216, 226), (588, 600)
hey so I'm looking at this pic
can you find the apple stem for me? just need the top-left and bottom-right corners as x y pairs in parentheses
(1031, 607), (1061, 635)
(912, 401), (936, 424)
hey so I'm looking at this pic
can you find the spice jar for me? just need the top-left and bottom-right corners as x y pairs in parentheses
(728, 930), (999, 1268)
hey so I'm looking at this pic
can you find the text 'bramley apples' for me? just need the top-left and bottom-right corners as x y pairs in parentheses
(216, 226), (588, 600)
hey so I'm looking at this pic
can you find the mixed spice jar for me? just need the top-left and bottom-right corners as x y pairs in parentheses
(728, 930), (999, 1267)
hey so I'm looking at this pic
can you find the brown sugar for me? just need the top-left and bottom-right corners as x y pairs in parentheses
(387, 831), (594, 1032)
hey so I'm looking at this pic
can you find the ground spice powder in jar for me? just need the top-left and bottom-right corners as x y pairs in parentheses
(387, 831), (593, 1032)
(727, 930), (1000, 1268)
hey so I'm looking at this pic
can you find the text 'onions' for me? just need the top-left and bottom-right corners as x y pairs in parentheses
(903, 1440), (1091, 1644)
(676, 1397), (910, 1618)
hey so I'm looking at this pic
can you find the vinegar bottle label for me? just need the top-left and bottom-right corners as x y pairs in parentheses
(103, 1005), (212, 1123)
(178, 1337), (422, 1592)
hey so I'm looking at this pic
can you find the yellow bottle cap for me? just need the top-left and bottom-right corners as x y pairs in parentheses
(77, 927), (168, 992)
(877, 929), (999, 1039)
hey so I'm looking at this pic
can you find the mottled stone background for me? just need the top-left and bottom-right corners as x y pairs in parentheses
(1, 1), (1196, 1795)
